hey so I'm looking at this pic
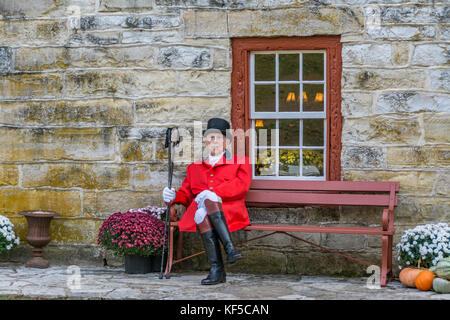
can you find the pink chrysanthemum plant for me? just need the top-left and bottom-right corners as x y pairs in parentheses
(98, 207), (167, 257)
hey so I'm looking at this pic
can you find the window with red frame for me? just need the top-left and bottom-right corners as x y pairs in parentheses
(231, 36), (342, 182)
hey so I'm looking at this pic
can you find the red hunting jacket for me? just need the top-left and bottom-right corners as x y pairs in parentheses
(168, 150), (252, 233)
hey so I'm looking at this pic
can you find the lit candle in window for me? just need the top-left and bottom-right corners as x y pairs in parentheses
(286, 92), (296, 102)
(255, 120), (264, 127)
(303, 91), (308, 101)
(314, 92), (324, 102)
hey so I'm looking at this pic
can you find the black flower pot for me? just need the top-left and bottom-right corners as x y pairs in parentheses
(124, 255), (152, 274)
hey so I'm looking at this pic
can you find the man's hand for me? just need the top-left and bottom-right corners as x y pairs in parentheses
(163, 187), (176, 203)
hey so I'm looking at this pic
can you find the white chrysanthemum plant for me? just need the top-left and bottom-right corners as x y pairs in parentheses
(0, 215), (20, 254)
(396, 222), (450, 270)
(128, 205), (167, 220)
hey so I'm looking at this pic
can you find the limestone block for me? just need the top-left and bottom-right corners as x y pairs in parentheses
(379, 6), (448, 24)
(65, 70), (176, 97)
(321, 232), (367, 251)
(440, 24), (450, 40)
(132, 164), (187, 191)
(121, 30), (183, 44)
(0, 165), (18, 186)
(386, 146), (449, 167)
(0, 20), (68, 45)
(342, 115), (421, 145)
(67, 46), (155, 68)
(423, 113), (450, 144)
(411, 44), (450, 66)
(342, 170), (437, 196)
(21, 163), (131, 189)
(184, 10), (228, 38)
(0, 0), (60, 18)
(228, 7), (363, 37)
(78, 14), (181, 30)
(69, 32), (120, 46)
(0, 73), (62, 99)
(0, 99), (133, 126)
(376, 92), (450, 114)
(0, 47), (12, 74)
(433, 171), (449, 197)
(50, 218), (103, 244)
(83, 190), (163, 218)
(156, 46), (211, 69)
(0, 188), (82, 217)
(341, 91), (373, 117)
(392, 42), (410, 65)
(341, 146), (385, 168)
(342, 68), (426, 90)
(98, 0), (154, 12)
(342, 43), (392, 66)
(134, 96), (230, 123)
(429, 69), (450, 92)
(177, 70), (231, 95)
(0, 127), (116, 161)
(367, 25), (435, 40)
(14, 47), (68, 71)
(0, 0), (96, 18)
(394, 195), (450, 224)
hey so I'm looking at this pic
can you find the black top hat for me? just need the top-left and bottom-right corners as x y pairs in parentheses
(203, 118), (232, 139)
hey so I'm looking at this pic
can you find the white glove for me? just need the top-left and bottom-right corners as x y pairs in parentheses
(194, 206), (208, 224)
(163, 187), (176, 203)
(195, 190), (222, 205)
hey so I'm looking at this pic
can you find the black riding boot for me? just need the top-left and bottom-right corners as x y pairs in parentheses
(200, 229), (226, 285)
(208, 211), (243, 265)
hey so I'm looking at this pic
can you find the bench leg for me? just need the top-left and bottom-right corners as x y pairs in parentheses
(164, 225), (175, 278)
(387, 234), (393, 282)
(176, 231), (184, 273)
(381, 235), (392, 287)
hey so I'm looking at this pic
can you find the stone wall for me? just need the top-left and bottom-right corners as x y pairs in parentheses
(0, 0), (448, 276)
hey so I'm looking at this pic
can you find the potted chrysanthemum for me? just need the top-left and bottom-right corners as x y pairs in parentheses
(0, 215), (20, 256)
(396, 222), (449, 270)
(98, 206), (167, 274)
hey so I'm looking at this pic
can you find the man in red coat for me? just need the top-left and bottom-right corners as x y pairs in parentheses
(163, 118), (252, 285)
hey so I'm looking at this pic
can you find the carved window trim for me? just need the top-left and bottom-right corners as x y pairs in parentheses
(231, 36), (342, 182)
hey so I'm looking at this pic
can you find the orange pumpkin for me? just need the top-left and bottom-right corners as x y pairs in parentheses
(399, 268), (423, 287)
(414, 270), (435, 291)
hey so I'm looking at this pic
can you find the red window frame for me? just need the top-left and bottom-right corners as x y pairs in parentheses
(231, 36), (343, 186)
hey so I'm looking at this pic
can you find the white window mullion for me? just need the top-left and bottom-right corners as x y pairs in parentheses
(300, 53), (303, 113)
(275, 119), (279, 177)
(299, 119), (303, 177)
(275, 53), (279, 113)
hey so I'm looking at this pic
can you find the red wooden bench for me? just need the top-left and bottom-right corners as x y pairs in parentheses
(164, 180), (399, 287)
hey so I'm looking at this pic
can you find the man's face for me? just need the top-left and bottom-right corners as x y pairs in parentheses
(204, 132), (230, 156)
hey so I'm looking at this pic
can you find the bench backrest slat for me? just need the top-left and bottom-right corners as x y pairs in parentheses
(245, 191), (398, 207)
(250, 180), (400, 193)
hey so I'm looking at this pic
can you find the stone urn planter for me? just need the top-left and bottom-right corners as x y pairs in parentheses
(19, 210), (59, 268)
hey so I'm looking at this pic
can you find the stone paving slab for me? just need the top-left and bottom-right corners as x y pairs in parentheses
(0, 264), (449, 300)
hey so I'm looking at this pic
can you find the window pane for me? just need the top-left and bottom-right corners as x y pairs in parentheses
(279, 149), (300, 176)
(303, 119), (324, 146)
(255, 54), (275, 81)
(279, 119), (299, 146)
(302, 149), (324, 177)
(303, 84), (324, 112)
(303, 53), (324, 81)
(279, 54), (299, 81)
(255, 148), (276, 176)
(255, 85), (276, 112)
(255, 119), (276, 147)
(279, 84), (299, 112)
